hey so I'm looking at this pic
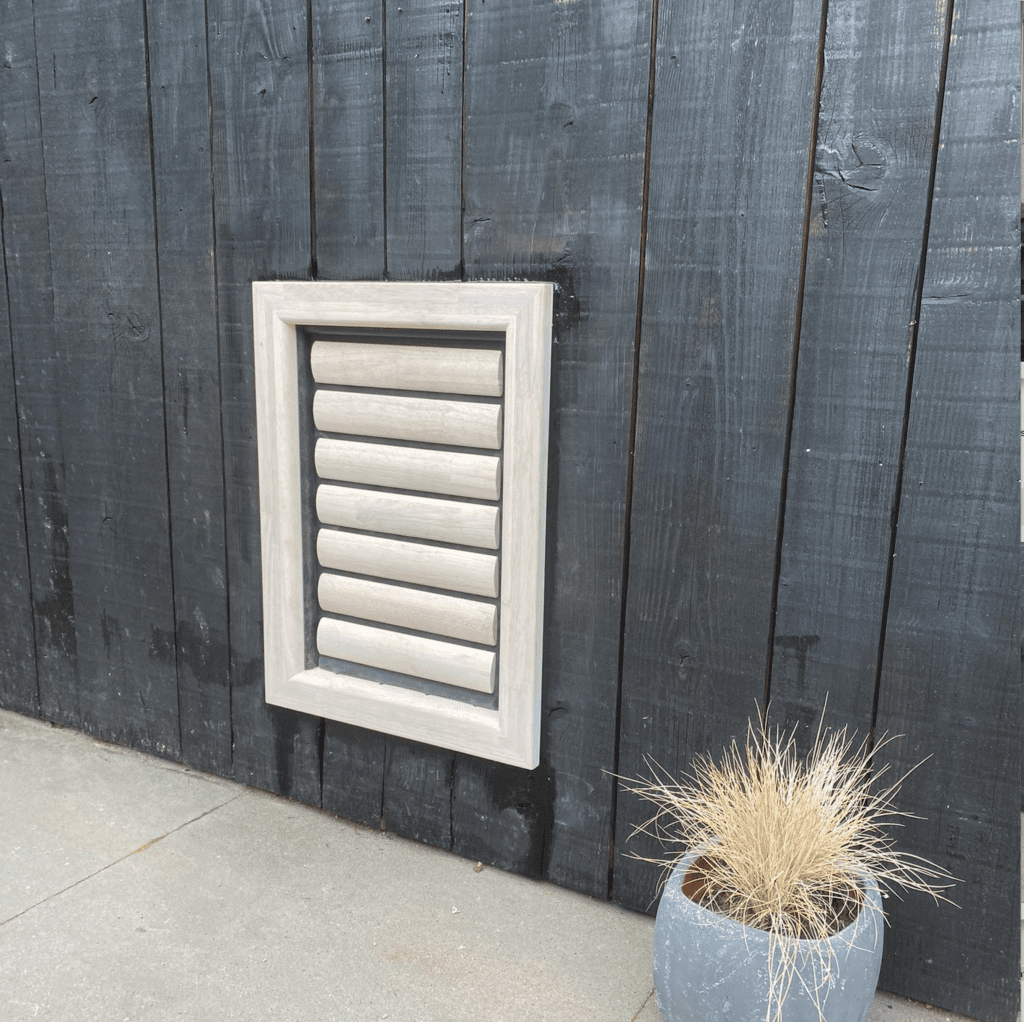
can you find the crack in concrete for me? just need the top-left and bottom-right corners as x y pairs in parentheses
(629, 988), (657, 1021)
(0, 793), (242, 928)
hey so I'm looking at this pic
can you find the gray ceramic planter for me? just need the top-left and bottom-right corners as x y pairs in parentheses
(653, 850), (883, 1022)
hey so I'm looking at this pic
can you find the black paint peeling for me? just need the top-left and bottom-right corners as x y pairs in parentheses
(548, 256), (582, 334)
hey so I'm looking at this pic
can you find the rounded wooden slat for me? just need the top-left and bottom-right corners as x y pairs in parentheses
(313, 390), (502, 449)
(318, 573), (497, 646)
(311, 341), (503, 397)
(317, 617), (496, 694)
(316, 529), (499, 598)
(316, 484), (499, 549)
(315, 438), (500, 501)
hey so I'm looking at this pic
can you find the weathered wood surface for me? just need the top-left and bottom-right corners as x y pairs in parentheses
(312, 390), (502, 448)
(384, 0), (463, 280)
(0, 198), (36, 716)
(316, 484), (500, 547)
(613, 0), (825, 912)
(0, 1), (1016, 1016)
(312, 3), (385, 281)
(457, 0), (651, 893)
(767, 0), (949, 743)
(318, 528), (500, 598)
(147, 0), (233, 776)
(870, 4), (1020, 1019)
(207, 0), (320, 801)
(32, 0), (180, 756)
(318, 573), (498, 645)
(317, 617), (496, 693)
(1, 0), (82, 728)
(311, 340), (503, 395)
(0, 0), (41, 717)
(315, 438), (501, 501)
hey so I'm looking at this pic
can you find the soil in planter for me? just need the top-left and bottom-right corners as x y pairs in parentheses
(681, 855), (864, 939)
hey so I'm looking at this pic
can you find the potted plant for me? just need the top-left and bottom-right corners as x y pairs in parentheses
(617, 710), (956, 1022)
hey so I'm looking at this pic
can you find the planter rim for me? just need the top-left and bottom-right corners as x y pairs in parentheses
(664, 847), (883, 950)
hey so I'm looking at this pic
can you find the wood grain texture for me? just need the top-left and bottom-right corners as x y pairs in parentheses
(0, 195), (37, 715)
(456, 0), (651, 891)
(315, 437), (501, 500)
(0, 0), (50, 718)
(767, 0), (948, 743)
(317, 617), (496, 693)
(313, 389), (502, 448)
(0, 0), (1015, 1012)
(871, 5), (1020, 1019)
(312, 0), (385, 280)
(384, 0), (463, 279)
(147, 0), (233, 775)
(318, 573), (497, 645)
(208, 0), (320, 802)
(311, 340), (503, 395)
(0, 0), (81, 727)
(316, 484), (500, 548)
(614, 0), (825, 912)
(311, 0), (391, 828)
(32, 0), (181, 757)
(317, 528), (499, 597)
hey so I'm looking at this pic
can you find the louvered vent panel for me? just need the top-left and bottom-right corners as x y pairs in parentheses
(253, 280), (551, 769)
(310, 340), (504, 695)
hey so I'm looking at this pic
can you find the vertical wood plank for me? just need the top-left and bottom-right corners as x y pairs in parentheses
(384, 0), (462, 279)
(872, 4), (1020, 1019)
(613, 0), (824, 912)
(0, 196), (38, 715)
(767, 0), (948, 741)
(32, 0), (181, 757)
(0, 0), (80, 727)
(0, 2), (43, 717)
(312, 0), (385, 280)
(456, 0), (650, 894)
(312, 0), (388, 827)
(208, 0), (321, 802)
(147, 0), (233, 776)
(374, 0), (466, 850)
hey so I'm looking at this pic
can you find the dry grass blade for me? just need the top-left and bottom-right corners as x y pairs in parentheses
(612, 709), (958, 1022)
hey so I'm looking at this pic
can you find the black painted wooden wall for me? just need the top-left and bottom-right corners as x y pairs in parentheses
(0, 2), (1017, 1019)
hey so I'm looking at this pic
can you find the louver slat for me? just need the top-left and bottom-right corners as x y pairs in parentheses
(311, 341), (503, 397)
(315, 438), (500, 501)
(313, 390), (502, 449)
(318, 572), (497, 646)
(317, 617), (497, 694)
(316, 529), (500, 598)
(315, 484), (500, 549)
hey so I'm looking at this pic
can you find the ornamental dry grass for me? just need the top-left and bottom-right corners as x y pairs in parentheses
(621, 713), (956, 938)
(619, 713), (957, 1020)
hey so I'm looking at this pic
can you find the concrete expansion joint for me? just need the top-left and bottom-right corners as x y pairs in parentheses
(0, 793), (242, 930)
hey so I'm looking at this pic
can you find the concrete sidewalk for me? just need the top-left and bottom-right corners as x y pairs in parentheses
(0, 708), (987, 1022)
